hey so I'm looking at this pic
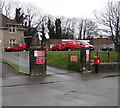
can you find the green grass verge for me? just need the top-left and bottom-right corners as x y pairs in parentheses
(0, 59), (19, 72)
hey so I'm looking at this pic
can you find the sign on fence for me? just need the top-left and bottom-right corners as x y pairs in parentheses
(68, 52), (80, 70)
(34, 50), (45, 57)
(71, 55), (78, 62)
(36, 57), (45, 64)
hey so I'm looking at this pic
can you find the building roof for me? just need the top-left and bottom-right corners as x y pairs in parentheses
(0, 13), (25, 31)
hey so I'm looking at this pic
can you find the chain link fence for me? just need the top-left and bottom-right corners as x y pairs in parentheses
(68, 51), (120, 71)
(90, 51), (120, 63)
(68, 52), (80, 71)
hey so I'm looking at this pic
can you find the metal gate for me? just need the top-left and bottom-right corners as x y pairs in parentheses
(68, 52), (81, 71)
(19, 51), (30, 74)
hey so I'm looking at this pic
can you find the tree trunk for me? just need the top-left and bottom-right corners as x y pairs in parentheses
(115, 42), (120, 52)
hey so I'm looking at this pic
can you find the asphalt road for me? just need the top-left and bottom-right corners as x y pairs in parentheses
(2, 52), (119, 106)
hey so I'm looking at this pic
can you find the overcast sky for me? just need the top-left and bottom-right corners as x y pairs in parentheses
(19, 0), (119, 19)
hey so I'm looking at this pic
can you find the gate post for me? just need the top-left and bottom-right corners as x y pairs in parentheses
(29, 46), (46, 77)
(80, 48), (91, 73)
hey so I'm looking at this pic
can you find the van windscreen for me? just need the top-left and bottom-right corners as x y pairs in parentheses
(13, 44), (18, 47)
(81, 41), (89, 45)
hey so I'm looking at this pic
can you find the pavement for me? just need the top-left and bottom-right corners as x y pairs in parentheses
(1, 61), (119, 87)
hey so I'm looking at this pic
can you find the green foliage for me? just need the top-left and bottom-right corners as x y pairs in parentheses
(15, 8), (26, 25)
(47, 19), (56, 39)
(55, 18), (62, 39)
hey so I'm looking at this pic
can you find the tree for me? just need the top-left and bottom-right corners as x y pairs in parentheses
(40, 23), (46, 46)
(47, 18), (55, 39)
(55, 18), (62, 39)
(83, 19), (98, 39)
(60, 17), (74, 39)
(0, 0), (18, 18)
(20, 4), (48, 48)
(94, 1), (120, 51)
(78, 19), (84, 40)
(15, 8), (26, 25)
(0, 1), (5, 9)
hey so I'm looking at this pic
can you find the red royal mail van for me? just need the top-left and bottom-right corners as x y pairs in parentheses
(5, 43), (26, 52)
(52, 40), (94, 51)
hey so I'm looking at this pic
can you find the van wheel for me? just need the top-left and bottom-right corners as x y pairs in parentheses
(10, 49), (13, 52)
(66, 48), (71, 51)
(68, 48), (71, 51)
(23, 49), (26, 52)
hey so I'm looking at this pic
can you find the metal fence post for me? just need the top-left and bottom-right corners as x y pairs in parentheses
(80, 48), (91, 73)
(118, 51), (120, 62)
(108, 52), (110, 62)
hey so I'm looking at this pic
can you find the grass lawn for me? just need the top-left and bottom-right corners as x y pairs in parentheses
(47, 51), (119, 70)
(46, 51), (70, 69)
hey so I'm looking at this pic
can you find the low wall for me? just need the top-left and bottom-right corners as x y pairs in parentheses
(91, 63), (120, 73)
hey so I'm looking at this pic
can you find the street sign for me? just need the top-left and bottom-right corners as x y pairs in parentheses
(36, 57), (45, 64)
(34, 50), (45, 57)
(71, 55), (78, 62)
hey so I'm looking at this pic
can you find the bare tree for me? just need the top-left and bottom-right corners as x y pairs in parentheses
(0, 0), (18, 18)
(78, 19), (84, 40)
(84, 19), (98, 39)
(21, 4), (43, 28)
(60, 17), (74, 39)
(94, 1), (120, 51)
(0, 0), (5, 9)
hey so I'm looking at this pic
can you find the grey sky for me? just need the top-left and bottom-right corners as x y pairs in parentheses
(19, 0), (119, 19)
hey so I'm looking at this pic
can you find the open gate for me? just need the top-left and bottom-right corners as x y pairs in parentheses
(68, 48), (91, 72)
(68, 52), (80, 71)
(19, 51), (30, 74)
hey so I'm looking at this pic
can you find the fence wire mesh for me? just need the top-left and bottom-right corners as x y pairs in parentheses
(68, 52), (80, 71)
(19, 51), (30, 74)
(68, 51), (119, 71)
(90, 51), (120, 63)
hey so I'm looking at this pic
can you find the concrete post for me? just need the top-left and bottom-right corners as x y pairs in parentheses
(29, 46), (46, 77)
(80, 48), (91, 73)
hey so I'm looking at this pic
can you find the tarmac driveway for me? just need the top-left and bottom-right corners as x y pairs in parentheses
(2, 63), (119, 106)
(1, 52), (119, 106)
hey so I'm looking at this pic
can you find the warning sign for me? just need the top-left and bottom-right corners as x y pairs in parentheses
(34, 51), (45, 57)
(36, 57), (45, 64)
(71, 55), (78, 62)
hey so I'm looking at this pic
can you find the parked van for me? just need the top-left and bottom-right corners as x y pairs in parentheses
(5, 43), (26, 52)
(52, 40), (94, 51)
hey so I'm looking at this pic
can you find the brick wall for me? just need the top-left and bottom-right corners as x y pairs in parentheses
(48, 39), (62, 45)
(91, 38), (113, 51)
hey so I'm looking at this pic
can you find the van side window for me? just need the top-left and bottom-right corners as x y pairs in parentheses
(13, 44), (18, 47)
(77, 42), (82, 45)
(62, 41), (66, 44)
